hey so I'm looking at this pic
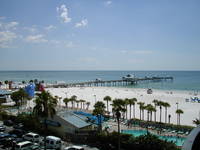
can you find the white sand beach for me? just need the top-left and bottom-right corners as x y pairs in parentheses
(47, 87), (200, 126)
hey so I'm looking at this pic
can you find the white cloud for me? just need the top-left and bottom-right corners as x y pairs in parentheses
(6, 22), (19, 29)
(50, 40), (61, 45)
(45, 25), (56, 31)
(0, 21), (19, 30)
(104, 1), (112, 6)
(23, 26), (38, 33)
(120, 50), (153, 55)
(79, 57), (98, 63)
(120, 50), (128, 54)
(57, 4), (71, 23)
(0, 16), (6, 20)
(132, 50), (153, 54)
(75, 19), (88, 28)
(25, 34), (48, 43)
(0, 31), (17, 48)
(64, 41), (75, 48)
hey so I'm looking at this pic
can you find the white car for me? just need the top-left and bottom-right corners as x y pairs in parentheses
(22, 132), (40, 143)
(40, 136), (62, 149)
(64, 145), (84, 150)
(15, 141), (33, 150)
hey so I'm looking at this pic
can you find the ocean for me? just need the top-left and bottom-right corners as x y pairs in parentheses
(0, 71), (200, 91)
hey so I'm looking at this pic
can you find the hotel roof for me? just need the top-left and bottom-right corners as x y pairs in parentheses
(58, 111), (91, 129)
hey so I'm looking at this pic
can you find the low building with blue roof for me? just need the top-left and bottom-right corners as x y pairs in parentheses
(47, 110), (94, 138)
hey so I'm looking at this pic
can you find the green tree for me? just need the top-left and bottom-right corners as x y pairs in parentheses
(163, 102), (171, 123)
(4, 80), (8, 89)
(76, 100), (80, 109)
(124, 98), (129, 119)
(79, 99), (85, 109)
(127, 98), (134, 119)
(103, 96), (112, 113)
(82, 100), (86, 109)
(176, 109), (184, 125)
(157, 101), (164, 123)
(63, 98), (70, 108)
(152, 99), (158, 122)
(33, 91), (57, 150)
(86, 102), (90, 110)
(131, 98), (137, 119)
(146, 104), (155, 122)
(70, 95), (77, 109)
(93, 101), (106, 131)
(137, 102), (145, 120)
(193, 118), (200, 126)
(11, 88), (28, 113)
(112, 99), (126, 150)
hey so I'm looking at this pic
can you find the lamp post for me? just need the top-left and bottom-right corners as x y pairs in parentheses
(94, 95), (96, 103)
(176, 102), (179, 125)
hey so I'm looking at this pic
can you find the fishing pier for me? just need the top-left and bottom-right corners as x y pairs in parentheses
(47, 76), (173, 88)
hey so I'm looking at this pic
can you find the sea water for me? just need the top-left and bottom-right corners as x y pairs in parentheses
(0, 71), (200, 91)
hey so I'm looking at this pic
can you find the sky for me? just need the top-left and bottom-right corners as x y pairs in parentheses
(0, 0), (200, 71)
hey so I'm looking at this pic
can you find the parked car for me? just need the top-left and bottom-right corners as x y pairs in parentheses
(15, 141), (33, 150)
(22, 132), (40, 143)
(40, 136), (62, 150)
(9, 129), (26, 137)
(3, 120), (14, 126)
(64, 145), (84, 150)
(13, 123), (24, 129)
(0, 125), (6, 132)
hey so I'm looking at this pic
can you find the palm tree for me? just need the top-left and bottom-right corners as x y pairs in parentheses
(131, 98), (137, 118)
(128, 98), (134, 119)
(157, 101), (164, 123)
(33, 91), (57, 150)
(63, 98), (70, 108)
(76, 100), (80, 109)
(86, 102), (90, 110)
(176, 109), (184, 125)
(22, 81), (26, 85)
(79, 99), (85, 109)
(146, 104), (156, 122)
(4, 80), (8, 89)
(111, 99), (126, 150)
(82, 100), (86, 109)
(152, 99), (158, 122)
(163, 102), (171, 123)
(70, 95), (77, 109)
(124, 98), (129, 119)
(137, 102), (144, 120)
(145, 105), (150, 121)
(93, 101), (106, 131)
(11, 88), (28, 113)
(193, 118), (200, 126)
(103, 96), (112, 113)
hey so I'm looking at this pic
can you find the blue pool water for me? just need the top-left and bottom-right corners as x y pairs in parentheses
(122, 130), (185, 146)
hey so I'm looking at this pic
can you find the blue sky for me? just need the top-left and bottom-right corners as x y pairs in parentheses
(0, 0), (200, 70)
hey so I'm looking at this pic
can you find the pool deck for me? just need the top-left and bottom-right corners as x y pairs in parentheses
(105, 119), (188, 138)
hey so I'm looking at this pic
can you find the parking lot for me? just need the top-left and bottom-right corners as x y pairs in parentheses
(0, 121), (99, 150)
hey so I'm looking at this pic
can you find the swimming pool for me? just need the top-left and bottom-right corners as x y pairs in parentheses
(122, 129), (185, 146)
